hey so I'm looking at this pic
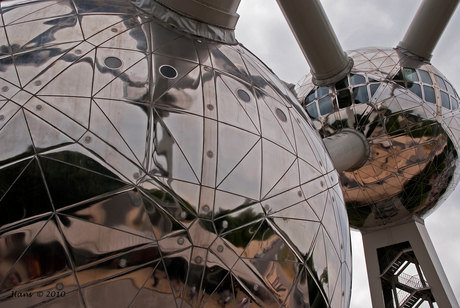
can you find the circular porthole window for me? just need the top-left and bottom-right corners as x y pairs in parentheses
(275, 108), (287, 122)
(159, 65), (178, 79)
(104, 56), (123, 69)
(237, 89), (251, 102)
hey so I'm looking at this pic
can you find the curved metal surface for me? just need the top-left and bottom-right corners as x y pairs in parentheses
(296, 47), (460, 231)
(0, 1), (351, 307)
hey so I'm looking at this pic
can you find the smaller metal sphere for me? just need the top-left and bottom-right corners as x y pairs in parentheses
(296, 47), (460, 230)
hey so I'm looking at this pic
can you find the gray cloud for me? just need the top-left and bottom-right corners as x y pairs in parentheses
(236, 1), (460, 306)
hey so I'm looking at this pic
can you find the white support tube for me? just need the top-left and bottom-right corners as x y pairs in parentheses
(156, 0), (241, 29)
(398, 0), (459, 60)
(322, 129), (370, 173)
(276, 0), (353, 86)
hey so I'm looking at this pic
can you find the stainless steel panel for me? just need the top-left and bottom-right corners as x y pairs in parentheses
(5, 16), (82, 54)
(0, 1), (351, 306)
(3, 0), (74, 26)
(154, 65), (203, 116)
(296, 47), (460, 231)
(0, 217), (73, 293)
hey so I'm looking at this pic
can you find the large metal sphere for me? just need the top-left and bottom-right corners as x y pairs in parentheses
(295, 47), (460, 231)
(0, 0), (351, 307)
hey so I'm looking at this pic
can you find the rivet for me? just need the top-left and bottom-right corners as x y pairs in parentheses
(195, 256), (202, 264)
(203, 205), (210, 212)
(330, 176), (333, 181)
(319, 161), (323, 166)
(56, 283), (64, 290)
(133, 172), (140, 179)
(320, 181), (324, 187)
(36, 104), (43, 110)
(297, 191), (302, 197)
(197, 39), (202, 43)
(177, 237), (184, 245)
(222, 220), (228, 229)
(253, 284), (259, 291)
(207, 104), (214, 110)
(111, 28), (118, 32)
(264, 204), (270, 212)
(118, 259), (127, 268)
(84, 136), (92, 143)
(1, 86), (9, 92)
(207, 151), (214, 158)
(0, 115), (4, 121)
(217, 245), (224, 252)
(332, 196), (335, 202)
(204, 66), (210, 71)
(34, 80), (42, 86)
(75, 49), (82, 55)
(180, 211), (187, 220)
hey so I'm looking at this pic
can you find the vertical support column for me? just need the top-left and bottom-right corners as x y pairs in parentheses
(362, 219), (459, 308)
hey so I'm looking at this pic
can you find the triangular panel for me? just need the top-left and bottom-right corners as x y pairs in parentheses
(215, 74), (259, 134)
(151, 112), (200, 184)
(129, 260), (179, 308)
(151, 54), (198, 103)
(269, 217), (320, 259)
(40, 156), (129, 209)
(38, 96), (91, 128)
(57, 214), (153, 268)
(217, 122), (260, 185)
(1, 217), (72, 292)
(154, 65), (203, 116)
(92, 48), (146, 95)
(14, 42), (79, 87)
(62, 189), (156, 240)
(261, 139), (296, 198)
(0, 110), (35, 166)
(24, 109), (74, 152)
(0, 158), (54, 227)
(37, 49), (95, 97)
(218, 140), (261, 200)
(155, 110), (203, 180)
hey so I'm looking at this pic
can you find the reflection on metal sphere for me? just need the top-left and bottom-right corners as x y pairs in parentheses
(0, 0), (351, 307)
(296, 47), (460, 230)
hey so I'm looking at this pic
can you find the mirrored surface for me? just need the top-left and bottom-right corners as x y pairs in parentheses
(296, 47), (460, 231)
(0, 1), (351, 307)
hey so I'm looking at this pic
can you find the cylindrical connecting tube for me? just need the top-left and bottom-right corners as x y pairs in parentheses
(398, 0), (459, 60)
(322, 129), (370, 173)
(276, 0), (353, 86)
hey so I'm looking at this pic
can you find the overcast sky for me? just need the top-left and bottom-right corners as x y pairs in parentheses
(235, 1), (460, 307)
